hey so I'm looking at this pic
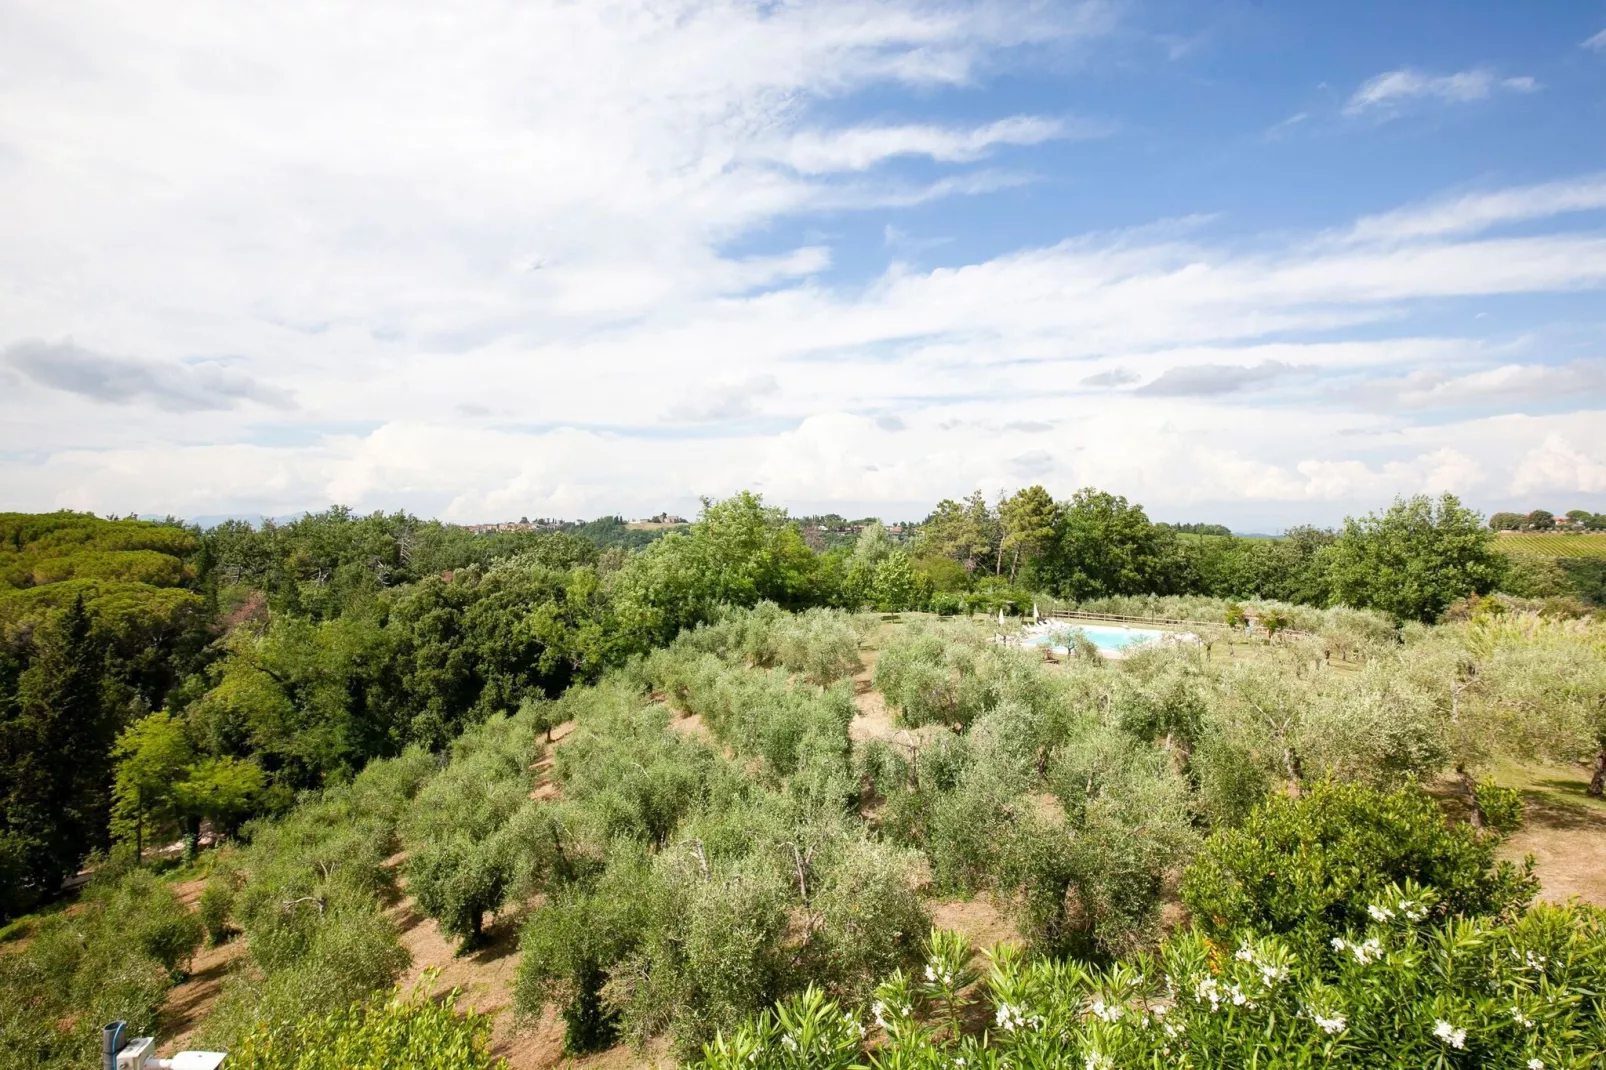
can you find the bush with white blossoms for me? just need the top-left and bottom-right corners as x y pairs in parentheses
(696, 985), (863, 1070)
(692, 893), (1606, 1070)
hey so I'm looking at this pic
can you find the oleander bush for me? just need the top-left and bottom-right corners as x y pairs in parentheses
(225, 978), (503, 1070)
(1182, 782), (1538, 953)
(696, 894), (1606, 1070)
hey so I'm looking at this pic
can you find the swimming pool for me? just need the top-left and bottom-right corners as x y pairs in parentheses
(1021, 623), (1170, 655)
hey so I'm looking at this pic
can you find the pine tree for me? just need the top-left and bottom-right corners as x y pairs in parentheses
(2, 596), (114, 899)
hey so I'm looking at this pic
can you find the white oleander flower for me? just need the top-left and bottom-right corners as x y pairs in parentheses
(925, 964), (937, 982)
(1235, 943), (1255, 962)
(1510, 1006), (1535, 1028)
(1527, 1059), (1544, 1069)
(1432, 1020), (1466, 1049)
(995, 1003), (1028, 1033)
(1349, 937), (1383, 965)
(1259, 962), (1289, 985)
(1083, 1052), (1113, 1070)
(1367, 904), (1395, 922)
(1313, 1013), (1346, 1035)
(780, 1034), (798, 1052)
(1089, 997), (1124, 1023)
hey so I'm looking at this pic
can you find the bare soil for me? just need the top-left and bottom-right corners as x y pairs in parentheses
(1494, 764), (1606, 908)
(157, 878), (248, 1056)
(667, 711), (713, 742)
(927, 894), (1019, 952)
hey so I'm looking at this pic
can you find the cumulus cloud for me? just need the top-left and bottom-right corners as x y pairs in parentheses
(1010, 449), (1054, 476)
(4, 338), (293, 412)
(1512, 435), (1606, 494)
(1345, 68), (1538, 115)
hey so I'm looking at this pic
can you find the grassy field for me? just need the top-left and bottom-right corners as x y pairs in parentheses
(1495, 531), (1606, 558)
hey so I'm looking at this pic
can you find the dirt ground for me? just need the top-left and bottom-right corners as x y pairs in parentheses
(157, 878), (249, 1056)
(1493, 762), (1606, 908)
(927, 894), (1019, 952)
(847, 629), (947, 752)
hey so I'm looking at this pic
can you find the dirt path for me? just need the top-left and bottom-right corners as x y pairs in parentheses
(158, 938), (247, 1054)
(528, 720), (578, 801)
(157, 878), (248, 1055)
(388, 888), (550, 1066)
(848, 641), (902, 743)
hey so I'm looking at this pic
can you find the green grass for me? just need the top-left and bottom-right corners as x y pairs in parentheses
(1495, 532), (1606, 559)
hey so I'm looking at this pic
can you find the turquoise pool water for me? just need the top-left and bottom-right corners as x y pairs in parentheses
(1023, 623), (1168, 654)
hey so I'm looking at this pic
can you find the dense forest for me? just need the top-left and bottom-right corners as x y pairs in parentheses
(2, 489), (1603, 1070)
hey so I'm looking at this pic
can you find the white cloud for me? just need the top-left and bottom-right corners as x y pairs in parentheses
(764, 115), (1074, 173)
(1584, 28), (1606, 52)
(1512, 435), (1606, 494)
(4, 338), (294, 412)
(1344, 174), (1606, 243)
(1, 3), (1604, 525)
(1354, 360), (1606, 410)
(1345, 67), (1537, 115)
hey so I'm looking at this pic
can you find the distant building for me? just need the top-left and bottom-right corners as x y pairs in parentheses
(462, 518), (564, 534)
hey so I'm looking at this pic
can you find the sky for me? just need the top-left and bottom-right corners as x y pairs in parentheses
(2, 1), (1605, 531)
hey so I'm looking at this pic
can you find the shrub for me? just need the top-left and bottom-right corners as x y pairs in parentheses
(696, 897), (1606, 1070)
(1476, 778), (1525, 834)
(199, 875), (236, 946)
(408, 836), (512, 947)
(202, 905), (412, 1050)
(695, 985), (861, 1070)
(225, 979), (503, 1070)
(514, 850), (654, 1054)
(1181, 782), (1537, 951)
(0, 871), (179, 1070)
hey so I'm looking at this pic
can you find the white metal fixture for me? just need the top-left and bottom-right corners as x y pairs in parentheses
(104, 1022), (226, 1070)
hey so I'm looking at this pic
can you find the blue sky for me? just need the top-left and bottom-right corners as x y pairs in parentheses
(1, 1), (1604, 529)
